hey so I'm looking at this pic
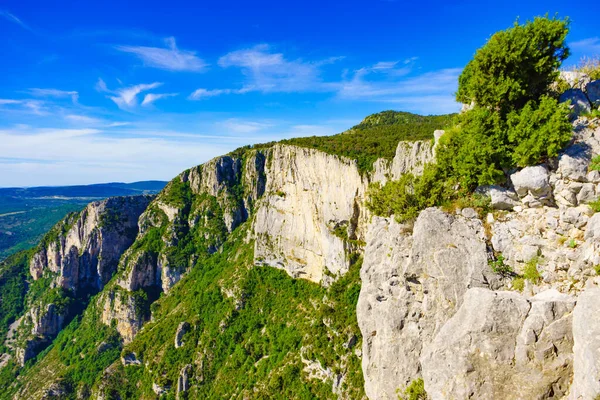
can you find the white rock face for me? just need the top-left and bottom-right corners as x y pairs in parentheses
(570, 287), (600, 400)
(560, 71), (591, 90)
(253, 144), (367, 283)
(357, 209), (496, 399)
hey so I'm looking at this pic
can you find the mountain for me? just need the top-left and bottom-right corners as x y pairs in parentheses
(0, 181), (167, 261)
(0, 100), (599, 399)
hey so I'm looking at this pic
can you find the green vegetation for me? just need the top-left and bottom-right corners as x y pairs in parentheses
(0, 251), (30, 351)
(283, 111), (454, 174)
(457, 16), (569, 113)
(589, 199), (600, 213)
(5, 224), (365, 399)
(398, 378), (428, 400)
(512, 277), (525, 292)
(591, 156), (600, 172)
(488, 254), (513, 276)
(368, 16), (572, 222)
(522, 257), (542, 283)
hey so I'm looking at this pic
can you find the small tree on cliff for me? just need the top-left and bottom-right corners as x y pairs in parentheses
(456, 15), (570, 114)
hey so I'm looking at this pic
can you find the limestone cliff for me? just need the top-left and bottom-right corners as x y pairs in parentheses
(14, 195), (152, 365)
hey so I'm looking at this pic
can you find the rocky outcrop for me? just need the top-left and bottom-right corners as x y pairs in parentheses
(421, 288), (574, 400)
(28, 196), (152, 292)
(357, 209), (496, 399)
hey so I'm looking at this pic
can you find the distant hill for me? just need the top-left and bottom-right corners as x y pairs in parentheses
(0, 180), (167, 200)
(0, 181), (167, 260)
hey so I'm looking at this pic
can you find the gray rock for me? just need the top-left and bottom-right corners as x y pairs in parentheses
(587, 170), (600, 184)
(511, 166), (553, 206)
(586, 80), (600, 107)
(478, 185), (519, 210)
(560, 89), (591, 118)
(558, 144), (591, 182)
(422, 288), (574, 400)
(570, 287), (600, 400)
(357, 209), (495, 399)
(177, 365), (191, 399)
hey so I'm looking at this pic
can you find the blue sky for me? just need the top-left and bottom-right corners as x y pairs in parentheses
(1, 0), (599, 187)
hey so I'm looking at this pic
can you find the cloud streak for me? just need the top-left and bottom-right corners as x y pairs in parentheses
(141, 93), (178, 106)
(570, 37), (600, 56)
(116, 37), (207, 72)
(0, 10), (32, 32)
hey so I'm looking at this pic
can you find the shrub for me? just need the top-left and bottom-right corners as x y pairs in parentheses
(398, 378), (428, 400)
(591, 156), (600, 172)
(488, 254), (513, 276)
(457, 16), (570, 114)
(367, 16), (573, 221)
(512, 277), (525, 291)
(523, 258), (542, 283)
(589, 200), (600, 213)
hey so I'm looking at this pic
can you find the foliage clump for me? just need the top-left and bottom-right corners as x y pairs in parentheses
(398, 378), (428, 400)
(368, 16), (573, 222)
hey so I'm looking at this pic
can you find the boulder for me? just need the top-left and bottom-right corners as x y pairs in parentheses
(477, 185), (519, 210)
(586, 80), (600, 107)
(510, 166), (553, 207)
(560, 89), (591, 118)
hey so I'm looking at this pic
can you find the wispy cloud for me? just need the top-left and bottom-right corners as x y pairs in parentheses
(217, 44), (339, 93)
(141, 93), (178, 106)
(28, 88), (79, 103)
(0, 10), (32, 32)
(96, 79), (163, 110)
(570, 37), (600, 56)
(188, 88), (248, 100)
(216, 119), (274, 134)
(0, 98), (48, 115)
(116, 37), (207, 72)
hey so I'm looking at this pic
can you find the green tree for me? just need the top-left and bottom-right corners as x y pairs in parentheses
(456, 16), (570, 114)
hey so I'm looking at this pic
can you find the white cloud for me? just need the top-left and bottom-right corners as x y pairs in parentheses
(217, 119), (273, 134)
(0, 126), (233, 187)
(116, 37), (207, 72)
(141, 92), (178, 106)
(188, 88), (248, 100)
(0, 99), (22, 105)
(336, 67), (462, 114)
(96, 79), (163, 110)
(28, 88), (79, 103)
(570, 37), (600, 56)
(0, 10), (32, 31)
(64, 114), (102, 124)
(217, 44), (338, 93)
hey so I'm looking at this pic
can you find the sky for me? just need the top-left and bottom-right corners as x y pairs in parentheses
(1, 0), (599, 187)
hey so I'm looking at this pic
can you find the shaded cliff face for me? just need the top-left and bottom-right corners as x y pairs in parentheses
(14, 195), (152, 365)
